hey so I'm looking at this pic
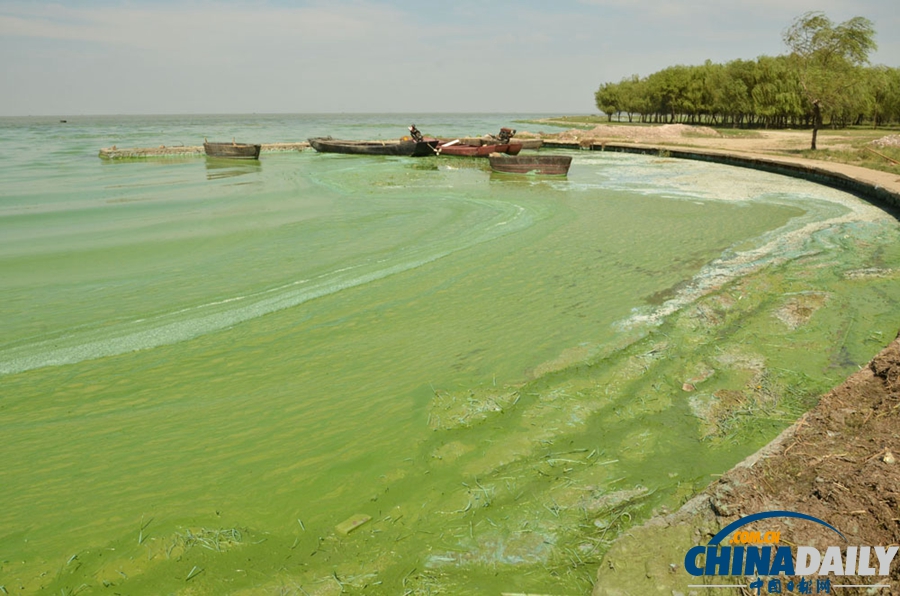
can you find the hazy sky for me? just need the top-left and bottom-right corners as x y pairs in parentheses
(1, 0), (897, 116)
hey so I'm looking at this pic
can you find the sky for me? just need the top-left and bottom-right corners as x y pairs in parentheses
(0, 0), (897, 116)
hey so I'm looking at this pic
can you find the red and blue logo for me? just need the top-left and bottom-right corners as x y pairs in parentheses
(684, 511), (896, 594)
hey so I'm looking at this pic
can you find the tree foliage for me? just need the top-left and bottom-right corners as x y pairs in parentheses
(593, 13), (896, 140)
(782, 12), (877, 148)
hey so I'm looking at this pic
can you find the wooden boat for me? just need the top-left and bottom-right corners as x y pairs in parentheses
(436, 140), (522, 157)
(308, 136), (438, 157)
(488, 154), (573, 176)
(203, 139), (261, 159)
(434, 127), (523, 157)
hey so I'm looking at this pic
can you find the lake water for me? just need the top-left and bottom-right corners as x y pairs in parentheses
(1, 114), (899, 595)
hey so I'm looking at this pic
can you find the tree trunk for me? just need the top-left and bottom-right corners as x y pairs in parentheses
(810, 101), (821, 151)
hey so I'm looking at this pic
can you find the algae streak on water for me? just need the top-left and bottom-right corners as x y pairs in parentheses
(1, 140), (899, 595)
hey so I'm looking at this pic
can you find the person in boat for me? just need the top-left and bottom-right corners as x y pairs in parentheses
(496, 127), (516, 144)
(408, 125), (424, 143)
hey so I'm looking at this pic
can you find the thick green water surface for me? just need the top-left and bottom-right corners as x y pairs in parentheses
(2, 115), (900, 595)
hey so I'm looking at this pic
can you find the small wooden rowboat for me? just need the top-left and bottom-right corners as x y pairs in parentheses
(203, 139), (261, 159)
(488, 154), (573, 176)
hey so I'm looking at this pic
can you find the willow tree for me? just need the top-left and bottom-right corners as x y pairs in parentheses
(866, 66), (900, 127)
(782, 12), (877, 149)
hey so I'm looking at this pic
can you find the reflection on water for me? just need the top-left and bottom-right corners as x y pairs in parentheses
(205, 156), (262, 180)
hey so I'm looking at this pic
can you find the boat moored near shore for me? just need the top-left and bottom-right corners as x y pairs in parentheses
(435, 139), (522, 157)
(309, 124), (440, 157)
(488, 153), (573, 176)
(435, 127), (523, 157)
(308, 137), (439, 157)
(203, 139), (262, 159)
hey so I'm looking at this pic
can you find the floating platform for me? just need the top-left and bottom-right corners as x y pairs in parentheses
(99, 142), (309, 160)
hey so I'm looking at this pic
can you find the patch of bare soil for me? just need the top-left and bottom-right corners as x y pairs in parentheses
(544, 123), (863, 154)
(556, 123), (721, 143)
(705, 336), (900, 594)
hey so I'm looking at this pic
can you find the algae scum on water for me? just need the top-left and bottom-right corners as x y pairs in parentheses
(1, 116), (900, 595)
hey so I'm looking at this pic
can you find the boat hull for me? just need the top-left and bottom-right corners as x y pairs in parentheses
(437, 142), (522, 157)
(488, 154), (573, 176)
(308, 138), (438, 157)
(203, 142), (261, 159)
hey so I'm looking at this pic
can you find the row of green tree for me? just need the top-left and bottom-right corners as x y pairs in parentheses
(594, 13), (898, 147)
(595, 60), (900, 128)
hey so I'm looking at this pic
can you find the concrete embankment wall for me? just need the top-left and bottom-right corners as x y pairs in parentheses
(542, 140), (900, 211)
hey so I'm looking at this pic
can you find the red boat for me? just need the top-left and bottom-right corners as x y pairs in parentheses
(435, 127), (522, 157)
(436, 140), (522, 157)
